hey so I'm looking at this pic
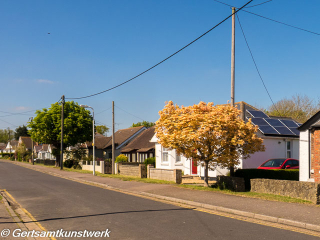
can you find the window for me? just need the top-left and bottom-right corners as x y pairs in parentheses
(286, 141), (291, 158)
(162, 147), (169, 163)
(175, 152), (181, 163)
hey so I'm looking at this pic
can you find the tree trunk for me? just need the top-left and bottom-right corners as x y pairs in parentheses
(204, 161), (209, 187)
(55, 154), (60, 167)
(229, 165), (235, 177)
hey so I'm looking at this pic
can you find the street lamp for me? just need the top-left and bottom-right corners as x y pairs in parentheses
(80, 105), (95, 176)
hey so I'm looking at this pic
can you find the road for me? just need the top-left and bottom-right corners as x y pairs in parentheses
(0, 161), (318, 240)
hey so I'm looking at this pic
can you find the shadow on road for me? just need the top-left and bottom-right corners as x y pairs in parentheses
(0, 207), (195, 224)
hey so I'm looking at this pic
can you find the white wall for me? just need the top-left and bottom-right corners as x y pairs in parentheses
(241, 137), (299, 169)
(155, 143), (227, 177)
(299, 130), (311, 182)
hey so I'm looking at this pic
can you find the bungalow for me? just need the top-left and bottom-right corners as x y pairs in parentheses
(104, 126), (147, 159)
(86, 133), (112, 159)
(121, 127), (155, 162)
(298, 110), (320, 182)
(19, 136), (36, 151)
(37, 144), (56, 160)
(2, 140), (19, 153)
(152, 102), (300, 177)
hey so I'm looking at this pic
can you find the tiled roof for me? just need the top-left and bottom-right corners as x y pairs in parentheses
(19, 137), (36, 150)
(104, 126), (145, 148)
(87, 133), (112, 150)
(121, 127), (155, 153)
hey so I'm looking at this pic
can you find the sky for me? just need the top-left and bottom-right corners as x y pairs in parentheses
(0, 0), (319, 132)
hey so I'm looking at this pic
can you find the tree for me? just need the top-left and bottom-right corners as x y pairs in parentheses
(0, 128), (15, 143)
(28, 101), (93, 167)
(96, 125), (109, 136)
(267, 94), (320, 124)
(155, 101), (265, 187)
(131, 121), (155, 128)
(14, 125), (30, 140)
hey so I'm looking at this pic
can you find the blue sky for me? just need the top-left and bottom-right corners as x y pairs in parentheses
(1, 0), (319, 132)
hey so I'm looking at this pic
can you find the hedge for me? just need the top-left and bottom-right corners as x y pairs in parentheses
(235, 169), (299, 190)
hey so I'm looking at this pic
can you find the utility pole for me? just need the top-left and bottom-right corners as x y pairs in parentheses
(230, 7), (236, 177)
(60, 95), (65, 170)
(112, 101), (115, 174)
(8, 128), (11, 159)
(231, 7), (235, 107)
(29, 117), (34, 165)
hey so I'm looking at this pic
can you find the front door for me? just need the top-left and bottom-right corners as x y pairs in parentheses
(192, 159), (197, 174)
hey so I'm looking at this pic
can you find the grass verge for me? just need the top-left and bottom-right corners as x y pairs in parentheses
(178, 184), (313, 204)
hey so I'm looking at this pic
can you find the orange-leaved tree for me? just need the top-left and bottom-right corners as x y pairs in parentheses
(155, 101), (265, 187)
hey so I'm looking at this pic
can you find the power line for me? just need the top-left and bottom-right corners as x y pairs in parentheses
(236, 13), (281, 116)
(243, 10), (320, 36)
(96, 107), (112, 115)
(115, 105), (145, 121)
(244, 0), (272, 8)
(213, 0), (320, 36)
(0, 118), (18, 128)
(65, 0), (254, 100)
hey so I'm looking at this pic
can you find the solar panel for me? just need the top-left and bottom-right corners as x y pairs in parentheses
(280, 120), (299, 128)
(273, 126), (295, 135)
(250, 118), (269, 126)
(247, 110), (269, 118)
(259, 126), (279, 135)
(264, 118), (285, 127)
(289, 128), (300, 135)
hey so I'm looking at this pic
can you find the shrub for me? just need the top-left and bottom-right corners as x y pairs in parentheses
(115, 154), (128, 163)
(235, 169), (299, 190)
(64, 159), (74, 168)
(144, 157), (155, 167)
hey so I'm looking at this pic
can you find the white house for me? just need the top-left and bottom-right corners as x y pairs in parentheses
(2, 140), (18, 153)
(152, 102), (300, 177)
(37, 144), (56, 160)
(298, 110), (320, 182)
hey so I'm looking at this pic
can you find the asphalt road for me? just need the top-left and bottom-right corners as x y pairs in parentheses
(0, 161), (318, 240)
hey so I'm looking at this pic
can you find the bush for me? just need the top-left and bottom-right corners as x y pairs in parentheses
(235, 169), (299, 190)
(115, 154), (128, 163)
(63, 159), (82, 169)
(64, 159), (74, 168)
(144, 157), (155, 167)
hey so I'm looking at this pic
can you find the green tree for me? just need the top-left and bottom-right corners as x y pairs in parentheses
(14, 125), (30, 140)
(96, 125), (109, 136)
(28, 101), (93, 167)
(267, 94), (320, 124)
(0, 128), (15, 143)
(131, 121), (155, 128)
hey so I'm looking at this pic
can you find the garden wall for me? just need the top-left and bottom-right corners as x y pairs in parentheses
(81, 161), (105, 174)
(116, 162), (146, 178)
(147, 165), (182, 184)
(251, 179), (320, 204)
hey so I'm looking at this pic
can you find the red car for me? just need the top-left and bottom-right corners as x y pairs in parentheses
(257, 158), (299, 170)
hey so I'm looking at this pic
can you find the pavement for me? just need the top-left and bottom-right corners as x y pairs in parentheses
(0, 191), (31, 240)
(2, 159), (320, 233)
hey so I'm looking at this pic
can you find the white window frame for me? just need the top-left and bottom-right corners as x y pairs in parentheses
(286, 141), (291, 158)
(162, 147), (169, 163)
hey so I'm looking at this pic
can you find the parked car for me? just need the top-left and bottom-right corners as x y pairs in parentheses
(257, 158), (299, 170)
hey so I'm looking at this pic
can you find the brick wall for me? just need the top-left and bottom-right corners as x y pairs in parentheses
(311, 128), (320, 182)
(251, 179), (320, 204)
